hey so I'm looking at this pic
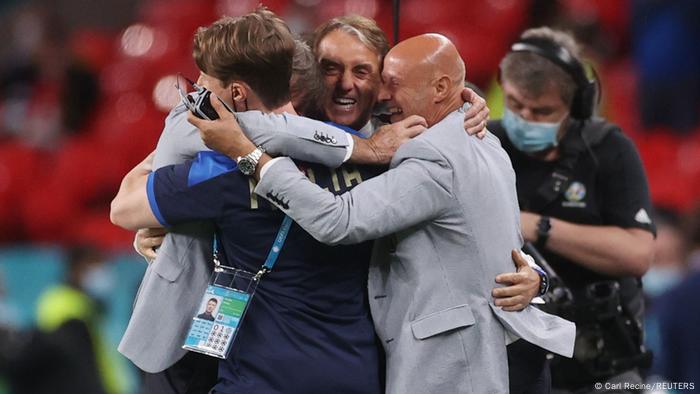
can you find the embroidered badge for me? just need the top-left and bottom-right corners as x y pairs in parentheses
(562, 181), (586, 208)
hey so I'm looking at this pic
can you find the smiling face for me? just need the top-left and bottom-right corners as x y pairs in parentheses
(377, 55), (429, 124)
(317, 30), (381, 130)
(376, 34), (465, 127)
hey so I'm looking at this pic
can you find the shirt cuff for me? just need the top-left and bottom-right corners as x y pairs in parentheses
(520, 249), (543, 271)
(146, 172), (169, 227)
(259, 157), (286, 179)
(518, 250), (549, 301)
(343, 133), (354, 163)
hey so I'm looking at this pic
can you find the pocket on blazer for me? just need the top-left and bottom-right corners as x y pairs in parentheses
(150, 226), (213, 283)
(150, 241), (191, 282)
(410, 304), (476, 340)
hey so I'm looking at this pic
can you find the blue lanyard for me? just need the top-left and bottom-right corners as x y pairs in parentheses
(213, 215), (293, 277)
(262, 215), (293, 271)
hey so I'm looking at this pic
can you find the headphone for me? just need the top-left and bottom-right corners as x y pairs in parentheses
(509, 37), (598, 120)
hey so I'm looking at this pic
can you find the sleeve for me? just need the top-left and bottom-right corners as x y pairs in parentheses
(235, 111), (352, 168)
(254, 138), (454, 245)
(147, 154), (237, 227)
(152, 103), (209, 170)
(598, 131), (656, 236)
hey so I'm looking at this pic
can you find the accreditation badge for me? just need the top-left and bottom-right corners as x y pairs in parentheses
(183, 216), (292, 359)
(182, 268), (259, 359)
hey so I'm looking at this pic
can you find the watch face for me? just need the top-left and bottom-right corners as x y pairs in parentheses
(238, 159), (255, 175)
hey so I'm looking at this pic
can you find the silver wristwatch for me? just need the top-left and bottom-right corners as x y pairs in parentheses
(236, 146), (265, 176)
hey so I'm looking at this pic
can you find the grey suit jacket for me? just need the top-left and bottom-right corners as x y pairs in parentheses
(118, 103), (216, 373)
(255, 109), (576, 394)
(118, 103), (366, 372)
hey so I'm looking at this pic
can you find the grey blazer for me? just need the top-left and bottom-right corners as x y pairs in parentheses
(254, 109), (576, 394)
(118, 104), (215, 373)
(118, 104), (361, 372)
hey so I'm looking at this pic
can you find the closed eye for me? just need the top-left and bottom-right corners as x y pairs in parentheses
(353, 65), (372, 78)
(320, 59), (342, 76)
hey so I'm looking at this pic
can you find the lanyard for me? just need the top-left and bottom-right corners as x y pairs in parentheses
(262, 215), (293, 271)
(213, 215), (293, 280)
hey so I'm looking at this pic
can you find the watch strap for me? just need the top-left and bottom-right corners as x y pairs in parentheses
(531, 264), (549, 296)
(237, 146), (266, 175)
(248, 146), (265, 162)
(535, 215), (551, 250)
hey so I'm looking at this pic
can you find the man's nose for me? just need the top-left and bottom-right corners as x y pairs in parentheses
(518, 108), (534, 122)
(338, 70), (354, 92)
(377, 84), (391, 102)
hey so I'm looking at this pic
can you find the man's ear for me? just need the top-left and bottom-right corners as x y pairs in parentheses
(230, 82), (247, 103)
(434, 75), (452, 103)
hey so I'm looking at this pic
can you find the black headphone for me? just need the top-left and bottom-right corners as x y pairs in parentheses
(509, 37), (598, 119)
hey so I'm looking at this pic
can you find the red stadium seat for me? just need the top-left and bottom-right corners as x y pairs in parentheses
(561, 0), (630, 48)
(635, 131), (697, 210)
(600, 59), (640, 136)
(70, 209), (135, 251)
(0, 143), (42, 242)
(20, 136), (105, 242)
(70, 29), (118, 73)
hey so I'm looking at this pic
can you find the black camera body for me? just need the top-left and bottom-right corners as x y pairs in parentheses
(522, 242), (651, 382)
(186, 89), (221, 120)
(175, 75), (233, 121)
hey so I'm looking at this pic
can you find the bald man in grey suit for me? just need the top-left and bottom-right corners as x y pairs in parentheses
(192, 34), (576, 393)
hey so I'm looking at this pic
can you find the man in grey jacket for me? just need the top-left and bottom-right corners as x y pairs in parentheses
(191, 33), (576, 393)
(119, 10), (498, 394)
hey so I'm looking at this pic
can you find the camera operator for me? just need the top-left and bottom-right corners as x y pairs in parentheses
(488, 27), (655, 393)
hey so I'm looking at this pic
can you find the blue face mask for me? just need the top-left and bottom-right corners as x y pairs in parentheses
(502, 108), (564, 153)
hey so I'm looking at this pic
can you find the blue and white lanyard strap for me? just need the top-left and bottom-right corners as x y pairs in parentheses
(213, 215), (294, 281)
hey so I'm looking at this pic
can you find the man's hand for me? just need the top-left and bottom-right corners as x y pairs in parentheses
(461, 87), (489, 139)
(355, 115), (427, 164)
(492, 249), (541, 311)
(187, 94), (256, 159)
(134, 228), (167, 262)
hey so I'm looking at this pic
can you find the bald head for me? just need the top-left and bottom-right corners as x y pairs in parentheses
(379, 34), (466, 126)
(388, 34), (465, 85)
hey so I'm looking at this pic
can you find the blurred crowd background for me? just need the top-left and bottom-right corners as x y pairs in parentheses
(0, 0), (698, 393)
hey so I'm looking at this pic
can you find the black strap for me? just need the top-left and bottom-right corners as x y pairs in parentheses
(490, 118), (618, 213)
(529, 121), (586, 212)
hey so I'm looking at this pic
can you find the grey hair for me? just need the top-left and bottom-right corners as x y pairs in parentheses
(290, 39), (324, 117)
(313, 15), (389, 61)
